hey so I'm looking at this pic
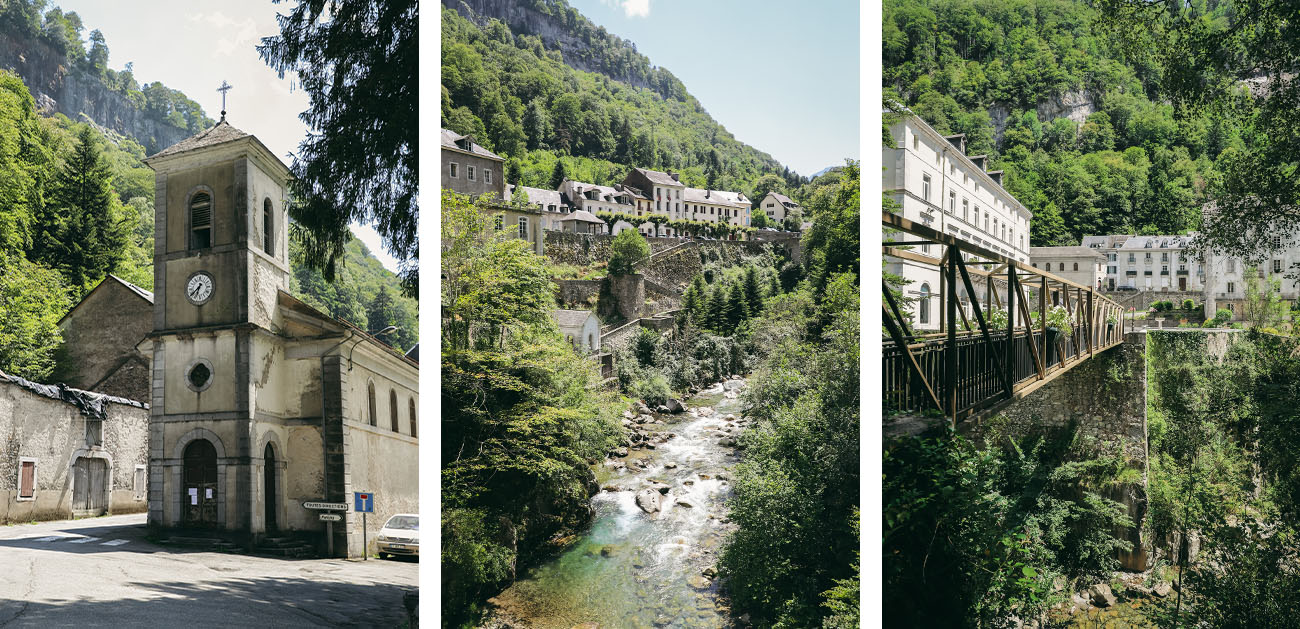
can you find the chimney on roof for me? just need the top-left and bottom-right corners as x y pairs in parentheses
(944, 133), (967, 155)
(670, 172), (679, 182)
(705, 190), (710, 198)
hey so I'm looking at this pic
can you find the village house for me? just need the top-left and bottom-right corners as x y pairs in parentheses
(139, 117), (418, 557)
(684, 187), (750, 228)
(1030, 246), (1108, 290)
(441, 128), (505, 200)
(553, 309), (601, 354)
(55, 274), (155, 402)
(883, 112), (1034, 330)
(507, 184), (571, 231)
(0, 369), (150, 524)
(758, 191), (802, 224)
(623, 167), (687, 237)
(1082, 234), (1205, 294)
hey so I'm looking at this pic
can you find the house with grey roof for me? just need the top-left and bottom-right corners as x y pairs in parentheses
(54, 274), (156, 402)
(553, 309), (601, 354)
(1030, 246), (1108, 290)
(441, 128), (505, 200)
(507, 184), (571, 231)
(759, 191), (803, 224)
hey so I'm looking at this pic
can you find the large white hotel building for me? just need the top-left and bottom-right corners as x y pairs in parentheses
(883, 113), (1034, 330)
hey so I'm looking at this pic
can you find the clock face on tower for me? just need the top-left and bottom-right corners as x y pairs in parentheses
(186, 272), (215, 305)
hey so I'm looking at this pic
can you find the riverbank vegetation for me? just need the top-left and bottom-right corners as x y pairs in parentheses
(717, 161), (861, 627)
(440, 189), (624, 624)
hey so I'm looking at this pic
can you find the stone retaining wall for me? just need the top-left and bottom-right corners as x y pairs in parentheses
(555, 279), (603, 309)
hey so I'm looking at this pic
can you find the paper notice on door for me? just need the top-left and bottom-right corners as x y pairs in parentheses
(188, 487), (198, 505)
(205, 488), (213, 499)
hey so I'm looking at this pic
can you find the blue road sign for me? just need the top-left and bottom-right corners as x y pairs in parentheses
(354, 491), (374, 513)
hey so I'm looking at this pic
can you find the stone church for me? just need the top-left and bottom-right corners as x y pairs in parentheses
(138, 118), (418, 557)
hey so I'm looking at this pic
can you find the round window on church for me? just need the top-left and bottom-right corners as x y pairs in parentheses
(186, 359), (214, 392)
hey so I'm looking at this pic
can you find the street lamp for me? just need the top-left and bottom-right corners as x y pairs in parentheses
(348, 326), (399, 370)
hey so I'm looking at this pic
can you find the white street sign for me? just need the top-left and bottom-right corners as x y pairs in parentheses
(319, 513), (342, 522)
(303, 501), (348, 511)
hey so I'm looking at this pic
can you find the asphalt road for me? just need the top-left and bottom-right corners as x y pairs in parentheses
(0, 514), (418, 628)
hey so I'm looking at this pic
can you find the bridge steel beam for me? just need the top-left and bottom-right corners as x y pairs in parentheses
(882, 212), (1126, 425)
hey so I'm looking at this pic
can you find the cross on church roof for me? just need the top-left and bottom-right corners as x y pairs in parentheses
(217, 80), (232, 120)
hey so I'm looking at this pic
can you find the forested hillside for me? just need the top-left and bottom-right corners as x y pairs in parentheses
(441, 2), (806, 199)
(883, 0), (1241, 245)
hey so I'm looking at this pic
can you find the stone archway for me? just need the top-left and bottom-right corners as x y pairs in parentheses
(182, 439), (219, 527)
(263, 443), (278, 532)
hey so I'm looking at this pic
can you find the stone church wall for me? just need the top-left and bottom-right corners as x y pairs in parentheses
(56, 278), (154, 402)
(0, 380), (149, 524)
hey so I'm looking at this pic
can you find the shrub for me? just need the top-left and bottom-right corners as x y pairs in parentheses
(629, 372), (671, 406)
(1214, 308), (1233, 325)
(1182, 298), (1196, 311)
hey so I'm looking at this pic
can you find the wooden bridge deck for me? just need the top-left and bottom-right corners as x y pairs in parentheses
(882, 212), (1127, 426)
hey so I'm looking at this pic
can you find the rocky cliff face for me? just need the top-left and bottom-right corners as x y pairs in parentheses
(443, 0), (658, 93)
(0, 34), (192, 154)
(989, 89), (1097, 143)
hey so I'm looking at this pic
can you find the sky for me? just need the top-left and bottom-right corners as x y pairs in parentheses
(57, 0), (401, 273)
(569, 0), (860, 176)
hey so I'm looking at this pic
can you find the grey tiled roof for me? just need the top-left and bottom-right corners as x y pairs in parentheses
(559, 209), (605, 224)
(553, 309), (595, 330)
(147, 119), (250, 160)
(441, 128), (503, 161)
(108, 274), (154, 303)
(632, 168), (683, 186)
(769, 192), (800, 207)
(508, 185), (567, 210)
(1030, 246), (1107, 258)
(684, 187), (748, 208)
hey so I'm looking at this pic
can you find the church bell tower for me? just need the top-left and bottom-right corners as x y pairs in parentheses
(141, 116), (292, 534)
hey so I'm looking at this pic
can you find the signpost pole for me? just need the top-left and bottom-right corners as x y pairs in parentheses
(327, 521), (334, 557)
(362, 512), (367, 561)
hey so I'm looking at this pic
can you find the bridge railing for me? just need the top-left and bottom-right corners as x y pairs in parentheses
(883, 212), (1126, 425)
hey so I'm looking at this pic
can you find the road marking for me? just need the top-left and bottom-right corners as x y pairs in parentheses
(101, 539), (129, 546)
(68, 537), (100, 544)
(32, 536), (62, 542)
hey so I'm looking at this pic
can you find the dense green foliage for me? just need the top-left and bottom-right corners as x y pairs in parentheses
(716, 163), (860, 628)
(440, 190), (622, 623)
(259, 0), (419, 295)
(884, 0), (1235, 244)
(289, 234), (419, 352)
(1096, 0), (1300, 261)
(441, 5), (803, 200)
(883, 425), (1135, 627)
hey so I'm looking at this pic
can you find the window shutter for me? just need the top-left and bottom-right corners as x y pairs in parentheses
(19, 461), (35, 498)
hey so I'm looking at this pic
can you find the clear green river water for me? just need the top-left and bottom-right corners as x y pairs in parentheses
(484, 381), (746, 629)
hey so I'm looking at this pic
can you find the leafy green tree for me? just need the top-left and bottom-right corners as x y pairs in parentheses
(259, 0), (418, 295)
(607, 228), (649, 276)
(441, 189), (553, 351)
(749, 211), (769, 229)
(0, 252), (70, 381)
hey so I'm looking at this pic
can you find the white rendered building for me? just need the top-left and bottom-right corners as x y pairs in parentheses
(883, 113), (1034, 330)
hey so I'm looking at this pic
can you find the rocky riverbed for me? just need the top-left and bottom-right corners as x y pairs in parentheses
(482, 376), (752, 629)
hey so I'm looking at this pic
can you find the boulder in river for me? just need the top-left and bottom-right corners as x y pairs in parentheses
(599, 544), (618, 557)
(717, 437), (737, 447)
(622, 410), (634, 419)
(687, 576), (711, 591)
(655, 405), (670, 413)
(676, 500), (693, 508)
(635, 489), (662, 514)
(613, 447), (629, 457)
(663, 462), (678, 469)
(666, 398), (685, 413)
(702, 566), (717, 578)
(1088, 583), (1116, 607)
(651, 482), (671, 495)
(724, 380), (744, 391)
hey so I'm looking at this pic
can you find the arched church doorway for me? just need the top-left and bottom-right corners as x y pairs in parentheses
(182, 439), (218, 527)
(264, 443), (278, 532)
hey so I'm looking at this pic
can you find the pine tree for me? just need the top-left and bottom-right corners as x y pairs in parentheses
(367, 285), (399, 344)
(768, 271), (781, 298)
(706, 286), (728, 332)
(689, 275), (709, 324)
(727, 281), (749, 327)
(52, 126), (128, 296)
(549, 158), (568, 189)
(743, 265), (763, 315)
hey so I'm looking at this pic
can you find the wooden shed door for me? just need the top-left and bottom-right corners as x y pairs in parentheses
(182, 440), (218, 527)
(73, 458), (107, 515)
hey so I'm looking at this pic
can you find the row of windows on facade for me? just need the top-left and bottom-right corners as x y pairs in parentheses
(913, 134), (994, 193)
(919, 173), (1023, 252)
(15, 458), (148, 502)
(447, 162), (492, 184)
(189, 192), (276, 254)
(366, 382), (418, 437)
(1033, 262), (1101, 272)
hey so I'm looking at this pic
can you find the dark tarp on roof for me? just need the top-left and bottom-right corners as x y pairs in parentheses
(0, 370), (147, 419)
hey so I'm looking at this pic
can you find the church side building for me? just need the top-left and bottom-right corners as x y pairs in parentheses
(140, 118), (417, 557)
